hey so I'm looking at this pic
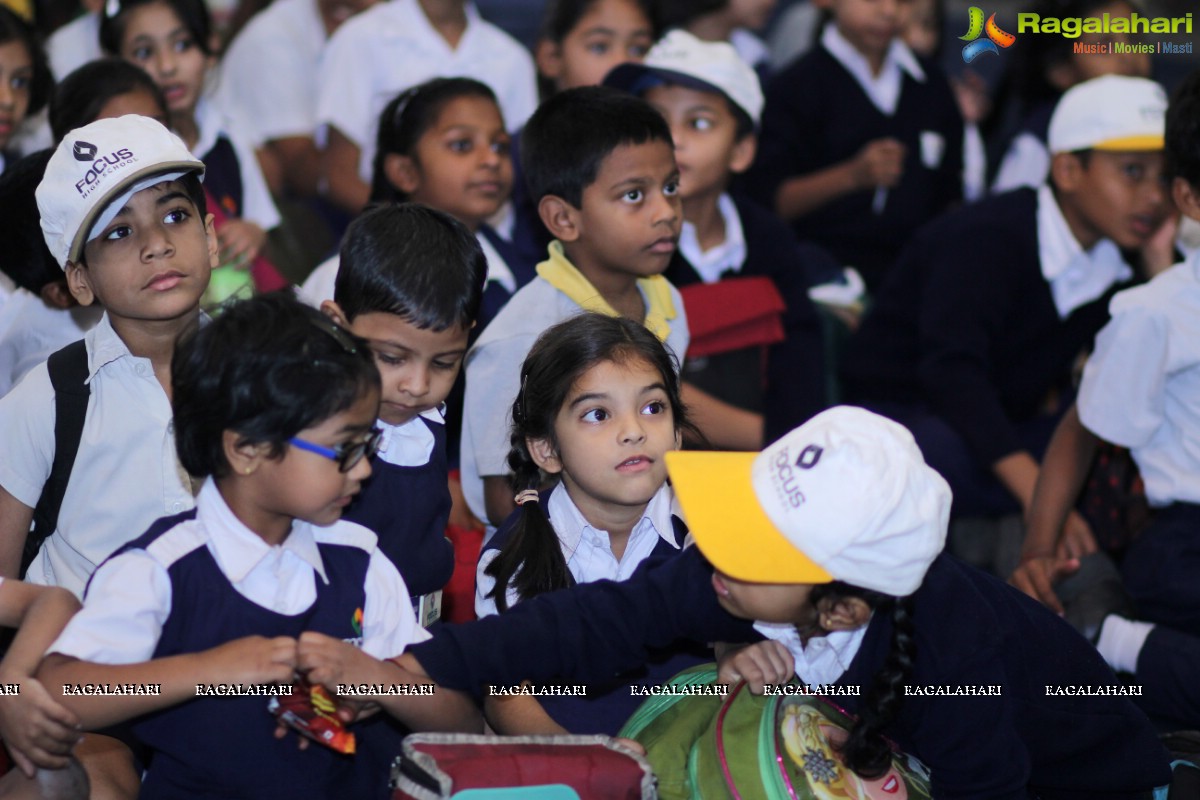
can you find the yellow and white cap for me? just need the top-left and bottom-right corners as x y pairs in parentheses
(666, 407), (950, 596)
(1048, 75), (1166, 154)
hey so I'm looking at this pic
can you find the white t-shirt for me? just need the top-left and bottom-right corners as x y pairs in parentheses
(316, 0), (536, 181)
(49, 478), (429, 663)
(0, 313), (196, 596)
(215, 0), (327, 145)
(45, 12), (101, 80)
(1078, 251), (1200, 507)
(460, 276), (690, 525)
(193, 98), (282, 231)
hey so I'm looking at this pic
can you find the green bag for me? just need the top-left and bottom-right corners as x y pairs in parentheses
(619, 665), (932, 800)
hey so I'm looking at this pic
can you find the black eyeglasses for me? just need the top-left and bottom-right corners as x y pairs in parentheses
(289, 427), (382, 473)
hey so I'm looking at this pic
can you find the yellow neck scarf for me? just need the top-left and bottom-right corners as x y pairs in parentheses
(535, 241), (677, 342)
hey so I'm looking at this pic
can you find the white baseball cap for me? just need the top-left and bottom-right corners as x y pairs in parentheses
(604, 29), (764, 126)
(37, 115), (205, 268)
(1048, 75), (1166, 154)
(665, 406), (950, 596)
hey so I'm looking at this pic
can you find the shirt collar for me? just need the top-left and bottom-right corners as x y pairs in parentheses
(678, 193), (747, 284)
(394, 0), (482, 51)
(1037, 184), (1133, 317)
(821, 23), (924, 115)
(192, 97), (223, 162)
(752, 619), (870, 687)
(476, 228), (516, 293)
(196, 479), (329, 585)
(546, 482), (679, 563)
(84, 312), (133, 381)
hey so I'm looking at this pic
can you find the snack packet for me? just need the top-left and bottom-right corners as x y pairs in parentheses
(269, 679), (356, 754)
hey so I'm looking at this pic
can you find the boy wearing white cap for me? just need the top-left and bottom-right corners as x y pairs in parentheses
(403, 406), (1173, 797)
(1015, 69), (1200, 732)
(0, 115), (215, 598)
(605, 30), (827, 448)
(841, 75), (1171, 532)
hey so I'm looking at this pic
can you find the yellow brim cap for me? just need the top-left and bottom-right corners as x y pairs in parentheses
(665, 450), (833, 584)
(1092, 134), (1164, 151)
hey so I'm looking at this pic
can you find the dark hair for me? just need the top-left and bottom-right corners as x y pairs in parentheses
(0, 149), (58, 293)
(371, 78), (501, 204)
(335, 203), (487, 331)
(172, 291), (380, 479)
(485, 313), (696, 611)
(808, 583), (916, 779)
(1166, 67), (1200, 188)
(0, 6), (52, 118)
(658, 0), (725, 29)
(77, 171), (207, 268)
(539, 0), (662, 43)
(100, 0), (214, 57)
(521, 85), (673, 207)
(49, 58), (167, 142)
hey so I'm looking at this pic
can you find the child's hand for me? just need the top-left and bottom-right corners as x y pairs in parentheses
(718, 641), (794, 695)
(1009, 555), (1080, 615)
(296, 631), (384, 694)
(1140, 207), (1180, 278)
(950, 69), (991, 124)
(0, 675), (82, 776)
(217, 219), (267, 268)
(203, 635), (296, 686)
(852, 138), (905, 191)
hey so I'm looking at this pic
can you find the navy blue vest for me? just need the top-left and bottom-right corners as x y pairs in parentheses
(200, 135), (245, 219)
(481, 489), (709, 734)
(115, 512), (369, 799)
(343, 416), (453, 599)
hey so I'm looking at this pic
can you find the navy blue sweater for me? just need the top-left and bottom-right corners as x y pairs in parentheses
(744, 44), (963, 289)
(410, 547), (1170, 799)
(666, 196), (828, 441)
(840, 188), (1136, 467)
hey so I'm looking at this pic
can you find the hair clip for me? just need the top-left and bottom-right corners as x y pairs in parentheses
(104, 0), (121, 18)
(307, 316), (358, 354)
(514, 489), (539, 506)
(391, 86), (421, 128)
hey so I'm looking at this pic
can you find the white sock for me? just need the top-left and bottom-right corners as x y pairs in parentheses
(1095, 615), (1154, 675)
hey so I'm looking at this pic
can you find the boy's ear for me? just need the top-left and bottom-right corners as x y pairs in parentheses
(538, 195), (582, 243)
(526, 436), (562, 475)
(1172, 175), (1200, 220)
(64, 262), (96, 306)
(40, 279), (76, 310)
(384, 153), (421, 196)
(1049, 151), (1085, 193)
(222, 429), (270, 477)
(203, 213), (219, 268)
(320, 300), (350, 327)
(813, 595), (872, 632)
(534, 39), (564, 83)
(729, 133), (758, 175)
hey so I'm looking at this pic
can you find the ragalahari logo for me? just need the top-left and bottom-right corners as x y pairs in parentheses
(960, 7), (1016, 62)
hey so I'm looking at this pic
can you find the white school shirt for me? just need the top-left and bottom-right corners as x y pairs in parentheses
(1077, 251), (1200, 507)
(192, 98), (282, 231)
(677, 192), (746, 284)
(1036, 184), (1132, 319)
(45, 12), (101, 80)
(459, 276), (690, 525)
(0, 290), (103, 399)
(752, 620), (869, 688)
(993, 133), (1050, 194)
(0, 312), (196, 597)
(215, 0), (327, 146)
(474, 483), (680, 618)
(49, 479), (429, 664)
(376, 407), (444, 467)
(820, 23), (925, 116)
(316, 0), (537, 182)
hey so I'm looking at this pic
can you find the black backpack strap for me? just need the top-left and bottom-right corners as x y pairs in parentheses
(25, 340), (91, 577)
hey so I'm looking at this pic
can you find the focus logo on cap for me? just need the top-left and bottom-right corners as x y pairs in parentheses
(73, 141), (98, 161)
(796, 445), (823, 469)
(771, 447), (807, 509)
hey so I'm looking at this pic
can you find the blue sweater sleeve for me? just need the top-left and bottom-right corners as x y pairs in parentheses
(407, 547), (759, 699)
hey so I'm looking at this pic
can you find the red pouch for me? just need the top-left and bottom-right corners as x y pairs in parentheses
(678, 276), (786, 359)
(268, 680), (356, 754)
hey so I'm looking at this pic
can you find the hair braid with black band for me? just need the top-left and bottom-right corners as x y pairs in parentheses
(808, 583), (917, 779)
(483, 313), (695, 612)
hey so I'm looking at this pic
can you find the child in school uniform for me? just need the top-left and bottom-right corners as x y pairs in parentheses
(460, 86), (689, 531)
(840, 75), (1171, 524)
(101, 0), (282, 279)
(606, 29), (827, 447)
(402, 406), (1175, 798)
(216, 0), (376, 198)
(317, 204), (486, 625)
(38, 292), (479, 800)
(743, 0), (964, 290)
(0, 6), (51, 177)
(316, 0), (536, 214)
(475, 313), (708, 735)
(1012, 68), (1200, 731)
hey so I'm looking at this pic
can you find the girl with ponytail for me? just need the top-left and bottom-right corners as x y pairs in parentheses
(475, 312), (707, 734)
